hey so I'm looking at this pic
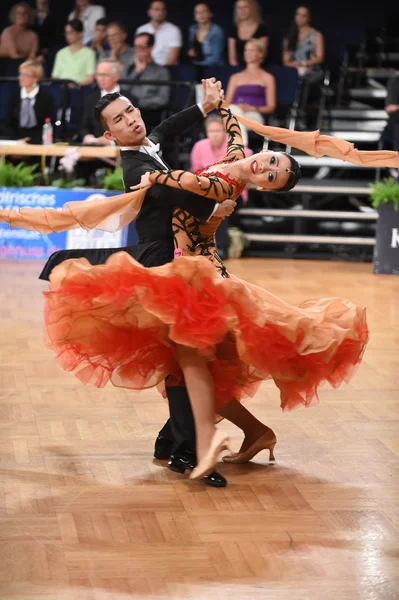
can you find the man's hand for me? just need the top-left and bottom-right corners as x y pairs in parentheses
(130, 171), (153, 190)
(214, 199), (236, 219)
(201, 78), (224, 113)
(134, 55), (147, 74)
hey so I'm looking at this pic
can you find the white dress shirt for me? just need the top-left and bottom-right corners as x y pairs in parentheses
(100, 84), (120, 98)
(20, 85), (40, 105)
(135, 21), (182, 66)
(68, 4), (106, 45)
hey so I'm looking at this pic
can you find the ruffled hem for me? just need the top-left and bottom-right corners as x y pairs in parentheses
(44, 252), (369, 411)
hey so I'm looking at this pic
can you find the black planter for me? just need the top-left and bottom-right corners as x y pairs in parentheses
(373, 203), (399, 274)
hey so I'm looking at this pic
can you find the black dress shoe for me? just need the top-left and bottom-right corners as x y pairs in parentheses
(154, 435), (174, 460)
(168, 453), (227, 487)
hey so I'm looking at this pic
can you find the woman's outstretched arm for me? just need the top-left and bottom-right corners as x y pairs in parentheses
(217, 100), (246, 160)
(133, 168), (240, 203)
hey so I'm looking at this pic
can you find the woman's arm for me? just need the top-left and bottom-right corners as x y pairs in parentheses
(133, 169), (238, 203)
(225, 73), (238, 104)
(28, 31), (39, 60)
(282, 38), (301, 68)
(227, 37), (238, 66)
(258, 35), (269, 60)
(217, 100), (245, 159)
(306, 31), (324, 67)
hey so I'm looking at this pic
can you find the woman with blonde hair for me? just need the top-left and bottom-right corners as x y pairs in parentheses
(0, 2), (38, 60)
(228, 0), (269, 67)
(5, 59), (56, 144)
(226, 38), (276, 146)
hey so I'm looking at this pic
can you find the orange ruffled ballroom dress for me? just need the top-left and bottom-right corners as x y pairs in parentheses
(0, 102), (377, 412)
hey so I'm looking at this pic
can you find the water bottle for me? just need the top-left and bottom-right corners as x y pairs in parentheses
(42, 118), (53, 145)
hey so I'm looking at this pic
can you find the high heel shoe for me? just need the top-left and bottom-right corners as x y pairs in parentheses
(222, 428), (277, 464)
(190, 430), (231, 480)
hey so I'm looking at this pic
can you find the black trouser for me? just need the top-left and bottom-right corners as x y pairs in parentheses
(159, 379), (196, 456)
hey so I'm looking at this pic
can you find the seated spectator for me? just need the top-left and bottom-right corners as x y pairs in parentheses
(228, 0), (268, 67)
(187, 3), (224, 67)
(225, 39), (276, 147)
(382, 73), (399, 154)
(80, 58), (125, 144)
(190, 114), (253, 259)
(68, 0), (106, 46)
(126, 33), (171, 131)
(136, 0), (182, 66)
(51, 19), (96, 85)
(282, 4), (324, 128)
(0, 2), (39, 60)
(99, 21), (134, 78)
(77, 58), (125, 183)
(86, 17), (110, 58)
(5, 60), (56, 144)
(33, 0), (62, 63)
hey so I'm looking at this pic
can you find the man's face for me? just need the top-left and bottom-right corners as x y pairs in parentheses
(36, 0), (48, 10)
(133, 35), (152, 63)
(103, 97), (147, 146)
(95, 62), (120, 93)
(95, 23), (107, 42)
(106, 24), (126, 50)
(65, 24), (81, 45)
(205, 120), (226, 149)
(148, 1), (166, 23)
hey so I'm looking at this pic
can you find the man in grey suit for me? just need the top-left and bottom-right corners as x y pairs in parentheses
(126, 32), (171, 131)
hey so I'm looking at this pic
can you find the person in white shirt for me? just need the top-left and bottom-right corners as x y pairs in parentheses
(135, 0), (182, 66)
(68, 0), (105, 45)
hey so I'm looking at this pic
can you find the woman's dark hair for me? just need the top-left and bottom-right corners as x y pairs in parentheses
(276, 152), (301, 192)
(67, 18), (83, 33)
(286, 4), (311, 52)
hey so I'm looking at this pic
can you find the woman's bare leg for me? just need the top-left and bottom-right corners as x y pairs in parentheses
(219, 398), (268, 453)
(174, 344), (217, 463)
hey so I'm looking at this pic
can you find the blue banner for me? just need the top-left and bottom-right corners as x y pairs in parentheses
(0, 187), (130, 261)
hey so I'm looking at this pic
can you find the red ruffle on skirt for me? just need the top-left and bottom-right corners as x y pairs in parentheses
(43, 252), (369, 411)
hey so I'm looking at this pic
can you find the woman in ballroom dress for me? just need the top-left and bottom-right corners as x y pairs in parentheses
(0, 97), (380, 480)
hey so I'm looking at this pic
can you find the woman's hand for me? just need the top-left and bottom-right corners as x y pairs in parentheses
(130, 172), (153, 190)
(239, 103), (256, 112)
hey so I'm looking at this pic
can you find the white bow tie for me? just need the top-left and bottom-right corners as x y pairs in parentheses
(144, 143), (160, 156)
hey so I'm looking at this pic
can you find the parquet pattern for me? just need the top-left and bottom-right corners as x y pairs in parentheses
(0, 259), (398, 600)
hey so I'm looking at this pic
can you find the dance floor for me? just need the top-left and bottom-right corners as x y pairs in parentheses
(0, 258), (398, 600)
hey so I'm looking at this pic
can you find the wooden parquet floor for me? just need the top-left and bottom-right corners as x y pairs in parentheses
(0, 258), (398, 600)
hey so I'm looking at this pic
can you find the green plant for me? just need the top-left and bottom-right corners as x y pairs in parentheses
(0, 161), (40, 187)
(369, 177), (399, 211)
(102, 166), (124, 191)
(52, 177), (86, 189)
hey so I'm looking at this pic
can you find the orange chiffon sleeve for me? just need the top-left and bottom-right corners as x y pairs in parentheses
(234, 113), (399, 168)
(0, 188), (148, 234)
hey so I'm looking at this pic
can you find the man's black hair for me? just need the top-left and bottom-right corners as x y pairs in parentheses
(94, 92), (122, 130)
(134, 32), (155, 47)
